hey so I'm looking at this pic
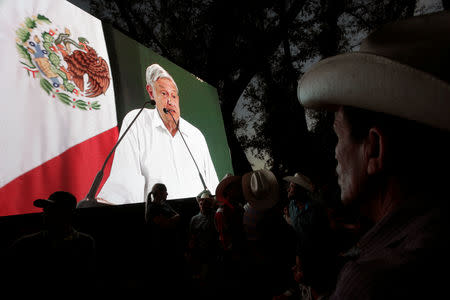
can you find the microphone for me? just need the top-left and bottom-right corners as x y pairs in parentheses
(163, 108), (208, 192)
(77, 100), (153, 208)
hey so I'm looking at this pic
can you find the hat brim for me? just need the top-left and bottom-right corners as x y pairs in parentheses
(283, 176), (314, 192)
(298, 52), (450, 131)
(33, 199), (55, 208)
(215, 175), (242, 205)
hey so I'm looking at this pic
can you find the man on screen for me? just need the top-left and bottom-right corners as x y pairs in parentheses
(97, 64), (219, 204)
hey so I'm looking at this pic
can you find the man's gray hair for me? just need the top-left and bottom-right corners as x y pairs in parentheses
(145, 63), (178, 93)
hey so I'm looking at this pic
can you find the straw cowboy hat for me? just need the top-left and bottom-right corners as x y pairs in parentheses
(297, 11), (450, 132)
(242, 169), (279, 211)
(283, 172), (314, 192)
(196, 189), (213, 200)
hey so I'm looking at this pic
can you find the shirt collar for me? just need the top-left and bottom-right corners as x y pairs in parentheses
(152, 109), (190, 137)
(177, 117), (191, 137)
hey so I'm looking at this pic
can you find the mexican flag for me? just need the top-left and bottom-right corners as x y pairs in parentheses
(0, 0), (118, 216)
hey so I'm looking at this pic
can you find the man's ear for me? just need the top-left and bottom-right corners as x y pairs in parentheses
(366, 127), (385, 175)
(146, 85), (154, 99)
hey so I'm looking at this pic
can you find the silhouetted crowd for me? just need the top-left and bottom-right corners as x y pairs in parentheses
(3, 171), (362, 299)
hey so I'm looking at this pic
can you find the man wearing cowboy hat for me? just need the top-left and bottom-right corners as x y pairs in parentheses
(241, 169), (297, 299)
(7, 191), (96, 293)
(281, 173), (335, 299)
(213, 174), (248, 298)
(186, 190), (218, 288)
(282, 172), (315, 228)
(214, 173), (245, 252)
(297, 11), (450, 299)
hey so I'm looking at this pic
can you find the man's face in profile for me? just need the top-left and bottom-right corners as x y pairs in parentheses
(333, 108), (366, 206)
(148, 77), (180, 124)
(287, 182), (300, 200)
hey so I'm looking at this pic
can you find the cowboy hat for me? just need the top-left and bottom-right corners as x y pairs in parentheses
(34, 191), (77, 210)
(242, 169), (279, 211)
(196, 189), (213, 200)
(297, 11), (450, 132)
(283, 172), (314, 192)
(215, 173), (242, 207)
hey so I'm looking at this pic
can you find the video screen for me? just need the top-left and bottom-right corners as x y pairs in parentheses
(0, 0), (233, 216)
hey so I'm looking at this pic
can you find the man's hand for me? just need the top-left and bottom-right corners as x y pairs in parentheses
(96, 197), (115, 205)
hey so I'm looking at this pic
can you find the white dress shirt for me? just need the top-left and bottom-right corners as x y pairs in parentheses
(98, 108), (219, 204)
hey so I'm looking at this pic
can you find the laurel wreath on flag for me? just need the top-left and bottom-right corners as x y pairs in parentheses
(16, 14), (104, 111)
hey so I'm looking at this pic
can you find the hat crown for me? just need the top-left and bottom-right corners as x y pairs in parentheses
(250, 170), (271, 199)
(297, 11), (450, 132)
(283, 172), (314, 192)
(198, 190), (212, 199)
(243, 169), (279, 211)
(360, 11), (450, 84)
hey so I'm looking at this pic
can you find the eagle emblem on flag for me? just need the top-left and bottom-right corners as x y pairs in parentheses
(15, 14), (110, 110)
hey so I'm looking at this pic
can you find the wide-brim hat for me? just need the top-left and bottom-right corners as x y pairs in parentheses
(242, 169), (279, 211)
(34, 191), (77, 210)
(196, 189), (213, 199)
(297, 11), (450, 132)
(215, 174), (242, 206)
(283, 172), (314, 192)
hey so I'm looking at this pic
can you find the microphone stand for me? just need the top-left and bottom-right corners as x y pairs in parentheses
(77, 100), (154, 208)
(163, 108), (208, 193)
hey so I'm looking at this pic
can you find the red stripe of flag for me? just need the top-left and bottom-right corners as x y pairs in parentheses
(0, 127), (118, 217)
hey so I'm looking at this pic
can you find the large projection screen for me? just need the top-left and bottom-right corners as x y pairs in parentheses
(100, 23), (233, 203)
(0, 0), (232, 216)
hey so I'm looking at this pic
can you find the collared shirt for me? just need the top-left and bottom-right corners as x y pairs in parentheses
(288, 199), (334, 277)
(98, 108), (219, 204)
(331, 203), (450, 299)
(289, 199), (311, 240)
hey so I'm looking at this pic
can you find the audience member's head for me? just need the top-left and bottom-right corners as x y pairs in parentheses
(196, 190), (214, 216)
(298, 10), (450, 220)
(148, 183), (168, 204)
(283, 172), (314, 202)
(34, 191), (77, 236)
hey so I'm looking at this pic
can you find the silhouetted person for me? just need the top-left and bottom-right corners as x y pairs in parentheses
(7, 191), (96, 295)
(186, 190), (218, 297)
(279, 172), (336, 299)
(213, 174), (246, 299)
(144, 183), (182, 298)
(241, 169), (296, 299)
(297, 11), (450, 299)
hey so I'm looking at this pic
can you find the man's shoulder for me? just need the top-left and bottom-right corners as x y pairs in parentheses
(11, 231), (46, 248)
(190, 213), (202, 225)
(123, 108), (156, 125)
(181, 118), (205, 139)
